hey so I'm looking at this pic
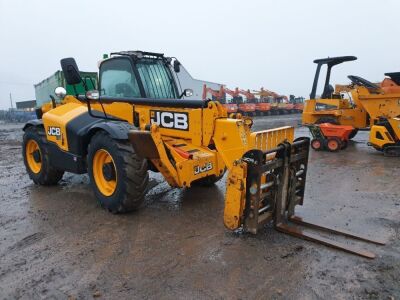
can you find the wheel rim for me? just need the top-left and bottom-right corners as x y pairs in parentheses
(26, 139), (42, 174)
(92, 149), (117, 196)
(328, 140), (339, 151)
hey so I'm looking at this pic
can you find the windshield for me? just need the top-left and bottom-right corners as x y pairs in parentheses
(99, 58), (141, 98)
(136, 59), (178, 99)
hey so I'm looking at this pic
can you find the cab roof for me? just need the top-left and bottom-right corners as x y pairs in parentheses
(313, 56), (357, 66)
(110, 50), (165, 59)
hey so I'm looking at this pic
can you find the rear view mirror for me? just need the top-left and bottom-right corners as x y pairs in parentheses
(60, 57), (82, 85)
(173, 60), (181, 73)
(85, 90), (100, 101)
(179, 88), (193, 99)
(183, 88), (193, 97)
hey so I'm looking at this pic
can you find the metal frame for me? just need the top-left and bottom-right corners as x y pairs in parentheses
(243, 137), (385, 258)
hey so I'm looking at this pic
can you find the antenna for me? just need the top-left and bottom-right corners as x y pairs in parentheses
(9, 93), (13, 109)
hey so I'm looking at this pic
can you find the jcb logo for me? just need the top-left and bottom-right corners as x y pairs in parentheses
(150, 110), (188, 131)
(47, 127), (61, 137)
(194, 162), (213, 175)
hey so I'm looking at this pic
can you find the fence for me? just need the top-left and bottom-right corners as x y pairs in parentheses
(0, 110), (36, 123)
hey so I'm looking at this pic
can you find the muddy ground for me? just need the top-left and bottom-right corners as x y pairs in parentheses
(0, 115), (399, 299)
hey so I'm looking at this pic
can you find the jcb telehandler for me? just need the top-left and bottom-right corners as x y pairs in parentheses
(23, 51), (384, 258)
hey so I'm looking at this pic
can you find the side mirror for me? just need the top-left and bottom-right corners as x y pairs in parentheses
(183, 88), (193, 97)
(173, 60), (181, 73)
(54, 86), (67, 99)
(60, 57), (82, 85)
(179, 88), (193, 99)
(85, 90), (100, 101)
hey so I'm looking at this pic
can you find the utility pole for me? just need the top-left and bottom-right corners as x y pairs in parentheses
(9, 93), (13, 110)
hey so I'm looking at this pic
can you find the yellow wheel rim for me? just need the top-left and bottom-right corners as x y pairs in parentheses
(25, 139), (42, 174)
(92, 149), (117, 196)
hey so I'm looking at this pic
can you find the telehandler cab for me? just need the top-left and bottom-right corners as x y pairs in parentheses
(23, 51), (384, 258)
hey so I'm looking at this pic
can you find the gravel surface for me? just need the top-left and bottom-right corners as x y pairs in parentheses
(0, 115), (399, 299)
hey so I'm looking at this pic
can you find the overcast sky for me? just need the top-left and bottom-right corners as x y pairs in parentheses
(0, 0), (399, 109)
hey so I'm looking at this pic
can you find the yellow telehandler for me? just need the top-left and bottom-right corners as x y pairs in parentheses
(22, 51), (384, 257)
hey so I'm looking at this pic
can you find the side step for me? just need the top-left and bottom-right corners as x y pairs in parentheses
(276, 215), (385, 259)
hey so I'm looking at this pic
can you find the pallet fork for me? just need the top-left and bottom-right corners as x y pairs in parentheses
(241, 137), (385, 259)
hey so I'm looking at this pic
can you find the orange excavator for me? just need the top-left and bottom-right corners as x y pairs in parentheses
(289, 95), (305, 113)
(239, 89), (271, 116)
(253, 88), (282, 114)
(224, 87), (256, 116)
(277, 95), (295, 114)
(202, 84), (238, 113)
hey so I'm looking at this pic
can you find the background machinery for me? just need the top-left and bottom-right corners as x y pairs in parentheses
(306, 123), (354, 152)
(289, 95), (304, 113)
(202, 84), (238, 114)
(350, 72), (400, 155)
(22, 51), (384, 258)
(302, 56), (365, 138)
(253, 88), (290, 115)
(302, 55), (400, 152)
(239, 89), (271, 116)
(224, 87), (256, 116)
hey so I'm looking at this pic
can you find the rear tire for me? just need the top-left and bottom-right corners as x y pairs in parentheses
(327, 137), (341, 152)
(87, 131), (148, 213)
(23, 126), (64, 185)
(311, 138), (323, 151)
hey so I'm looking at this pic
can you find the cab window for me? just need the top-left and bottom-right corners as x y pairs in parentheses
(137, 59), (178, 99)
(99, 58), (141, 98)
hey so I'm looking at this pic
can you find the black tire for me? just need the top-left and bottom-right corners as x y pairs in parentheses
(315, 117), (339, 125)
(341, 140), (348, 149)
(22, 126), (64, 185)
(348, 129), (359, 139)
(87, 131), (148, 213)
(311, 138), (323, 151)
(327, 137), (341, 152)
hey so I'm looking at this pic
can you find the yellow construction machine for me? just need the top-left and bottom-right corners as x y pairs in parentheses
(302, 56), (366, 138)
(302, 54), (400, 154)
(350, 73), (400, 155)
(22, 51), (384, 257)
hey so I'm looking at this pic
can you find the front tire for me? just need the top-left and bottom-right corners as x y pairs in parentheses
(23, 126), (64, 185)
(327, 137), (341, 152)
(87, 131), (148, 213)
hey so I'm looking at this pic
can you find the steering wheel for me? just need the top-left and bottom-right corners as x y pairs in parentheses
(348, 75), (378, 90)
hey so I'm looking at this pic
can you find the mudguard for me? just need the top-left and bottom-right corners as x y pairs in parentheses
(62, 109), (134, 156)
(89, 121), (134, 140)
(23, 119), (43, 131)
